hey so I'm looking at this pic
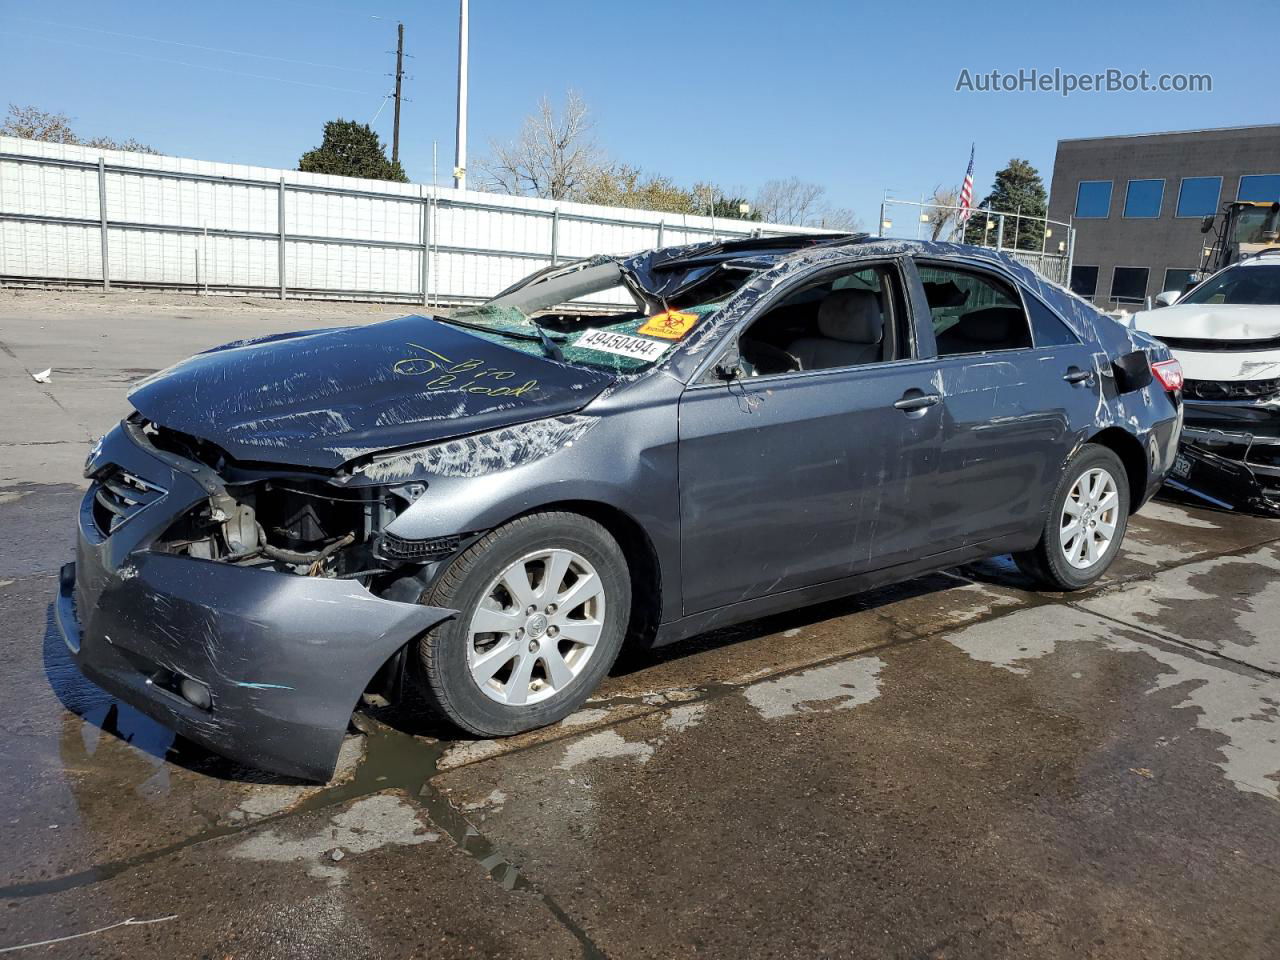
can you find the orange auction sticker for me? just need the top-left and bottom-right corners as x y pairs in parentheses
(638, 309), (699, 340)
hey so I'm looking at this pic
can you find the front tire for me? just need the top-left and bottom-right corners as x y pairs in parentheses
(1014, 444), (1130, 591)
(415, 511), (631, 737)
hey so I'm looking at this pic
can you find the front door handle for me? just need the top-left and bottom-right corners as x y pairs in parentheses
(893, 391), (941, 412)
(1063, 366), (1094, 385)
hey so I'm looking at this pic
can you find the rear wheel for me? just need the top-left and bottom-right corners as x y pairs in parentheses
(1014, 444), (1130, 591)
(415, 511), (630, 736)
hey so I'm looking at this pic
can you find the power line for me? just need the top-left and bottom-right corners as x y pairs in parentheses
(12, 15), (382, 76)
(7, 32), (381, 97)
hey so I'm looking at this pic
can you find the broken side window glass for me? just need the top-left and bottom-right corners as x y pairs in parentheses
(449, 257), (762, 374)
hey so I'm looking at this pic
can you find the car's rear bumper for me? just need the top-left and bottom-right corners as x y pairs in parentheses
(59, 422), (454, 782)
(1133, 399), (1184, 509)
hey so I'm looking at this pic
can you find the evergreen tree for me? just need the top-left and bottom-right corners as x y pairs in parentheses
(963, 158), (1047, 250)
(299, 120), (407, 183)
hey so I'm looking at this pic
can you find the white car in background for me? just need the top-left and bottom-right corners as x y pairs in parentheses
(1134, 252), (1280, 509)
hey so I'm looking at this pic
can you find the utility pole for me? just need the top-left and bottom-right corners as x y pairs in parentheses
(453, 0), (469, 190)
(392, 22), (404, 164)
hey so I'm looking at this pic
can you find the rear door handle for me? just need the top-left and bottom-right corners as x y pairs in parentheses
(893, 391), (941, 411)
(1063, 366), (1094, 385)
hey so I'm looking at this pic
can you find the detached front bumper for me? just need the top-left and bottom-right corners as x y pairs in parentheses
(1181, 396), (1280, 497)
(1161, 397), (1280, 515)
(1184, 395), (1280, 443)
(58, 421), (454, 781)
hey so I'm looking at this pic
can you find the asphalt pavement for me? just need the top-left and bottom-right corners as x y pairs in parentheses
(1, 289), (1278, 959)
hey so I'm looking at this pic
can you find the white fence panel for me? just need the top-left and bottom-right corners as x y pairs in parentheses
(0, 220), (99, 280)
(0, 136), (823, 303)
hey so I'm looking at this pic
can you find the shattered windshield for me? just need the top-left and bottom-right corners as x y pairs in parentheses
(1181, 264), (1280, 306)
(447, 258), (757, 373)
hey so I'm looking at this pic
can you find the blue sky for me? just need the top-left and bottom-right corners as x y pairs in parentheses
(2, 0), (1275, 227)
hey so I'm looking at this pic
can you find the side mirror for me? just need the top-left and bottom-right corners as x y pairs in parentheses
(1153, 290), (1180, 308)
(714, 360), (744, 381)
(1200, 215), (1215, 234)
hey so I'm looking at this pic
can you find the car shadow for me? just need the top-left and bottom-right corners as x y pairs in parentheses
(950, 553), (1039, 592)
(368, 571), (994, 741)
(611, 567), (1010, 677)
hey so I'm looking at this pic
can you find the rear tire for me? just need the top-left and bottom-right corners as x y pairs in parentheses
(415, 511), (630, 737)
(1014, 444), (1130, 591)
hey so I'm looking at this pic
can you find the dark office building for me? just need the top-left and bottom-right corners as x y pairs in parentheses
(1047, 124), (1280, 308)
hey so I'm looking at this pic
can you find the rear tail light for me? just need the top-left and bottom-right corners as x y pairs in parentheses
(1151, 358), (1184, 392)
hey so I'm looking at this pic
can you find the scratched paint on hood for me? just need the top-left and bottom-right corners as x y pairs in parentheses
(127, 315), (615, 469)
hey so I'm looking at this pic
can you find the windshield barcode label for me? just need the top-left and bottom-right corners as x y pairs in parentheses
(575, 329), (670, 362)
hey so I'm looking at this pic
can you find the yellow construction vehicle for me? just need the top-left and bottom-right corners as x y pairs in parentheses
(1196, 200), (1280, 279)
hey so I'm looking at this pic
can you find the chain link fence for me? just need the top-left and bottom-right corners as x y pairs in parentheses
(877, 198), (1075, 285)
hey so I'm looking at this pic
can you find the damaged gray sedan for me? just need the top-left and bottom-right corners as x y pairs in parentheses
(59, 235), (1183, 780)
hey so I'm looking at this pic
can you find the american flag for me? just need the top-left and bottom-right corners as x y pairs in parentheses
(958, 145), (975, 224)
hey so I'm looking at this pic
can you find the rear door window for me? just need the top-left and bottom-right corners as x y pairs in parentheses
(917, 265), (1033, 356)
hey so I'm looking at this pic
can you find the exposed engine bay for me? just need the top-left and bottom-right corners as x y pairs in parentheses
(129, 419), (454, 589)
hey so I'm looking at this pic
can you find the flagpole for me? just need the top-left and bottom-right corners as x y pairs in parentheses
(957, 143), (975, 243)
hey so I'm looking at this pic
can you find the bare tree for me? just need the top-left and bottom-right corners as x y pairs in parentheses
(1, 103), (158, 153)
(925, 185), (961, 240)
(754, 177), (828, 226)
(82, 136), (160, 155)
(2, 104), (77, 143)
(580, 164), (700, 214)
(481, 95), (856, 229)
(816, 206), (863, 232)
(482, 91), (603, 200)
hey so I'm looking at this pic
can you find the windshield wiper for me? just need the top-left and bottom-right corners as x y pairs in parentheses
(435, 314), (566, 360)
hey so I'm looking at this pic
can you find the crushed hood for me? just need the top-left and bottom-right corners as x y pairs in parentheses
(1134, 304), (1280, 341)
(128, 315), (615, 469)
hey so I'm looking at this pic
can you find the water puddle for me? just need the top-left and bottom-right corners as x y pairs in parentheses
(947, 606), (1280, 801)
(554, 730), (654, 770)
(229, 793), (439, 884)
(742, 656), (886, 720)
(1136, 501), (1221, 530)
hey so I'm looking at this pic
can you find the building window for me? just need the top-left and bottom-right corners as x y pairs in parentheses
(1176, 177), (1222, 217)
(1110, 267), (1150, 304)
(1075, 181), (1112, 219)
(1238, 174), (1280, 202)
(1123, 179), (1165, 218)
(1070, 265), (1099, 297)
(1162, 268), (1197, 294)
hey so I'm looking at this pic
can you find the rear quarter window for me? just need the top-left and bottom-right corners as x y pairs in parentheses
(1024, 293), (1080, 346)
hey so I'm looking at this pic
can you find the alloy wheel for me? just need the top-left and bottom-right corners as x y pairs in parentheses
(1060, 467), (1119, 570)
(466, 548), (606, 706)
